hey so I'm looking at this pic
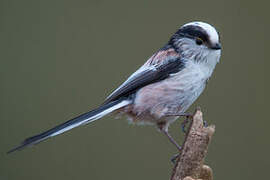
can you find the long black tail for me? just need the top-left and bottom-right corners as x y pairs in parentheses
(7, 99), (130, 154)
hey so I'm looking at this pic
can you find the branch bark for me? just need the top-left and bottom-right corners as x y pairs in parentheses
(170, 108), (215, 180)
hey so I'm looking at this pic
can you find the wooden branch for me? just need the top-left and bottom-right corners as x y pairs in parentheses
(170, 108), (215, 180)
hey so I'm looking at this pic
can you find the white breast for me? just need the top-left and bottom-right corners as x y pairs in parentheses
(133, 60), (208, 119)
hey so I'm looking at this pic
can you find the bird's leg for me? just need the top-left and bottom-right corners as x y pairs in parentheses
(181, 115), (191, 133)
(161, 113), (193, 162)
(161, 129), (182, 151)
(161, 129), (182, 164)
(165, 112), (193, 118)
(165, 112), (193, 133)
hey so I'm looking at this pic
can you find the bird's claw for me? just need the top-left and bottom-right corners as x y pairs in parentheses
(203, 120), (208, 127)
(171, 153), (179, 164)
(181, 114), (192, 133)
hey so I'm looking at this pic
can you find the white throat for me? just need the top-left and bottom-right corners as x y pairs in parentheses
(199, 50), (221, 78)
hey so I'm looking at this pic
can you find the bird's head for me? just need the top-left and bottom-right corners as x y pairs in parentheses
(169, 21), (221, 71)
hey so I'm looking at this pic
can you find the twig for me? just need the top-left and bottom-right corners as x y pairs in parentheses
(170, 108), (215, 180)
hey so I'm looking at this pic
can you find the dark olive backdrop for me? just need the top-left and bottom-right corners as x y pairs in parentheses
(1, 0), (269, 179)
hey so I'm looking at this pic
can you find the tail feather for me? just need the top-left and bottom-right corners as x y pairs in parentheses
(7, 99), (130, 154)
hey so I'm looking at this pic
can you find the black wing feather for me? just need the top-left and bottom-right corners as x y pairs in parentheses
(7, 99), (125, 154)
(103, 57), (185, 104)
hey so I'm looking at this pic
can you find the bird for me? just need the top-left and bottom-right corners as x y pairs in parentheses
(7, 21), (221, 154)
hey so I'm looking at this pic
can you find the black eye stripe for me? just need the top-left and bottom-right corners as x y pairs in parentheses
(176, 25), (209, 43)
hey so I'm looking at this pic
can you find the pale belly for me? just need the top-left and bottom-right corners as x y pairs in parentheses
(123, 67), (207, 130)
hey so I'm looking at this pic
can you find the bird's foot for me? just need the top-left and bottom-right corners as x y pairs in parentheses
(171, 153), (180, 164)
(203, 120), (208, 127)
(181, 115), (192, 134)
(164, 112), (193, 133)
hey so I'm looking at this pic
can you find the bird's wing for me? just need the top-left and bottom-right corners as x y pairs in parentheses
(103, 48), (185, 104)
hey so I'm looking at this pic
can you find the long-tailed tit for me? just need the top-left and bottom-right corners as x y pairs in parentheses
(8, 21), (221, 153)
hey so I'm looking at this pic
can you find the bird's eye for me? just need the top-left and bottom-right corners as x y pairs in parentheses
(195, 38), (203, 45)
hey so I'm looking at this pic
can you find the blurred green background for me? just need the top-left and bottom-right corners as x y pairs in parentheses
(1, 0), (269, 179)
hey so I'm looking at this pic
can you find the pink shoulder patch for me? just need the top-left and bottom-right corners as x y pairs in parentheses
(147, 48), (179, 66)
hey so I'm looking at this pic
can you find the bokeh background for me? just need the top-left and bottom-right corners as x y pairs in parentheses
(1, 0), (269, 179)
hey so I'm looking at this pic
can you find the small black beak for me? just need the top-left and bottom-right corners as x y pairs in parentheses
(211, 43), (222, 50)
